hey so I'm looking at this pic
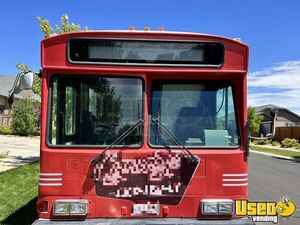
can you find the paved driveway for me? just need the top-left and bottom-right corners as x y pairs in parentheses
(249, 152), (300, 225)
(0, 135), (40, 172)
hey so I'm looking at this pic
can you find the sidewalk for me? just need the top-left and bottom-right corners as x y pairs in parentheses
(0, 135), (40, 172)
(250, 149), (300, 162)
(250, 143), (300, 152)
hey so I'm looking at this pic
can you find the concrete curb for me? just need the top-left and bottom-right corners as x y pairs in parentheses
(250, 150), (300, 162)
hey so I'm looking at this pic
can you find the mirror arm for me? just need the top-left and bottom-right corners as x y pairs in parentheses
(36, 69), (42, 78)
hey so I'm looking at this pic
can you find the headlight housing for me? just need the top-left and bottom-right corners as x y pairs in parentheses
(202, 201), (218, 214)
(201, 199), (233, 215)
(218, 201), (233, 214)
(54, 200), (88, 216)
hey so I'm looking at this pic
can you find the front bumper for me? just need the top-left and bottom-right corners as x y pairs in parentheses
(32, 218), (255, 225)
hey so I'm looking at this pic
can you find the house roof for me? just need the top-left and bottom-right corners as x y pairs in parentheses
(0, 75), (40, 101)
(254, 104), (300, 120)
(255, 104), (282, 113)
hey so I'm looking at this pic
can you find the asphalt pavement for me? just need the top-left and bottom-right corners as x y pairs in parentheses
(248, 152), (300, 225)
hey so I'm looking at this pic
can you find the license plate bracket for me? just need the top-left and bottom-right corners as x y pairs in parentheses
(132, 201), (160, 215)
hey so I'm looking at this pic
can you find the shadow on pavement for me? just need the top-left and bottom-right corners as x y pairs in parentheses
(291, 156), (300, 163)
(1, 197), (37, 225)
(11, 156), (39, 164)
(269, 155), (300, 163)
(0, 156), (39, 166)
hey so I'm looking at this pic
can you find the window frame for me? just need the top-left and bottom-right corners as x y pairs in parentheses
(46, 74), (145, 149)
(67, 38), (225, 68)
(148, 79), (241, 149)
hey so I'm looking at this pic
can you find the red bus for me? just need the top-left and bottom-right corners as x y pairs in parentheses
(10, 30), (252, 224)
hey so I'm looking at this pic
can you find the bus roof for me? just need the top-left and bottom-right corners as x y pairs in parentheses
(43, 30), (248, 47)
(41, 30), (249, 72)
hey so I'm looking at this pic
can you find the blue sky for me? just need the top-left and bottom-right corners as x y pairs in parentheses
(1, 1), (300, 113)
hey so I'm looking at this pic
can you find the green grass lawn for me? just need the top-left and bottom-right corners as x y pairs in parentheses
(251, 145), (300, 158)
(0, 162), (39, 225)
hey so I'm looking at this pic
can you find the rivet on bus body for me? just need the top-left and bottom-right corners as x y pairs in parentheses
(121, 206), (127, 216)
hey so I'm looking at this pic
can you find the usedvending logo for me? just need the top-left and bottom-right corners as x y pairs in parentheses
(235, 197), (296, 223)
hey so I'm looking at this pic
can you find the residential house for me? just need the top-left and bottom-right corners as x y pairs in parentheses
(254, 104), (300, 140)
(0, 75), (40, 126)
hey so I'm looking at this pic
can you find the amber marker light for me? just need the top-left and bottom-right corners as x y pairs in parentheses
(128, 26), (135, 31)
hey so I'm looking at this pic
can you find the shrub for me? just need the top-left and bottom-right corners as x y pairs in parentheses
(0, 126), (12, 135)
(271, 141), (280, 146)
(0, 151), (9, 159)
(11, 97), (39, 136)
(295, 143), (300, 150)
(252, 139), (269, 145)
(280, 138), (299, 148)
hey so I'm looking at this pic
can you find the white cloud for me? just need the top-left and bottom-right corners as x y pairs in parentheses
(248, 61), (300, 114)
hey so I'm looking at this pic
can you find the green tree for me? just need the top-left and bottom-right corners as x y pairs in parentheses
(16, 63), (29, 71)
(32, 76), (42, 96)
(13, 14), (88, 136)
(36, 17), (53, 38)
(16, 14), (88, 95)
(11, 97), (39, 136)
(247, 106), (263, 133)
(37, 13), (88, 38)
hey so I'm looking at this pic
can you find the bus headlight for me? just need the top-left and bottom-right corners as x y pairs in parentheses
(202, 201), (218, 214)
(70, 201), (88, 215)
(218, 201), (233, 214)
(54, 202), (69, 215)
(54, 200), (88, 215)
(201, 199), (233, 215)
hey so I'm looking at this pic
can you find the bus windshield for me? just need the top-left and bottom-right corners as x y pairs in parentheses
(48, 76), (143, 146)
(149, 80), (239, 147)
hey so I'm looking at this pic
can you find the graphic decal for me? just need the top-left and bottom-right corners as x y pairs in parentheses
(235, 196), (297, 224)
(93, 151), (199, 204)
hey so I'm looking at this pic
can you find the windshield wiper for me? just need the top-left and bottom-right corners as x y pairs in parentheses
(151, 118), (199, 163)
(91, 119), (144, 164)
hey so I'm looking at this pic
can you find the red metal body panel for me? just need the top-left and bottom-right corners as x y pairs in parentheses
(38, 31), (249, 220)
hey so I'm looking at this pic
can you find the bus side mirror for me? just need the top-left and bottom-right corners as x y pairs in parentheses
(7, 71), (35, 107)
(19, 71), (34, 90)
